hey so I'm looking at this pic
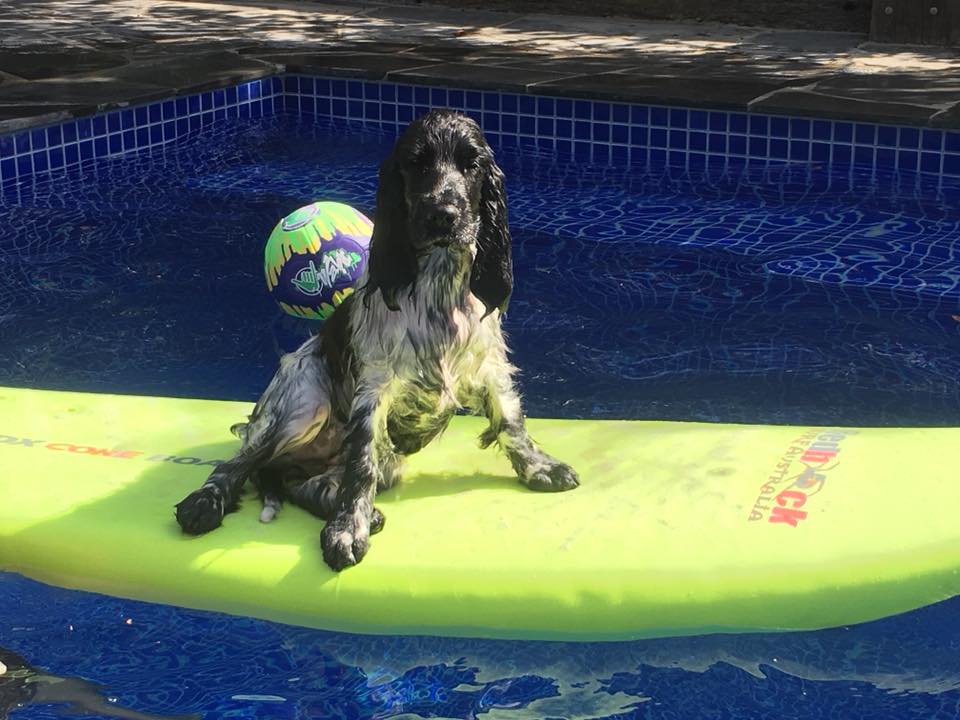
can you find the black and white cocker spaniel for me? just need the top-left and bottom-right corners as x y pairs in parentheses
(175, 109), (580, 571)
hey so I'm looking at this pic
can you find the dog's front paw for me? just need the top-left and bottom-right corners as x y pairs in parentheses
(321, 512), (371, 571)
(525, 460), (580, 493)
(175, 486), (225, 535)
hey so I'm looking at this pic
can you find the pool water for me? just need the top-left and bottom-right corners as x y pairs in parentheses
(2, 115), (960, 425)
(3, 114), (960, 719)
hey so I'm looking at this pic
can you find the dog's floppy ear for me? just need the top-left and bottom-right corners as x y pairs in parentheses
(470, 157), (513, 317)
(363, 154), (417, 311)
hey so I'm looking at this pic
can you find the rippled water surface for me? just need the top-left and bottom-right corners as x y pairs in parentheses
(2, 115), (960, 720)
(2, 115), (960, 424)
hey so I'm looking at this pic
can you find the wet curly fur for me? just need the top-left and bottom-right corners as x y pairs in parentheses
(175, 109), (579, 571)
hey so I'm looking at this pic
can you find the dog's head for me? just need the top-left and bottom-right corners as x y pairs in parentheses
(363, 109), (513, 317)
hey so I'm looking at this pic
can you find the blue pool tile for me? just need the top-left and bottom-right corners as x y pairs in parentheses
(77, 118), (93, 140)
(573, 140), (591, 159)
(897, 149), (918, 170)
(188, 116), (201, 132)
(364, 83), (380, 101)
(611, 144), (629, 163)
(135, 126), (149, 147)
(32, 151), (48, 172)
(536, 136), (554, 151)
(834, 122), (853, 142)
(769, 138), (788, 158)
(729, 113), (748, 134)
(316, 98), (331, 116)
(855, 123), (875, 144)
(811, 142), (830, 162)
(709, 111), (726, 132)
(348, 80), (363, 99)
(946, 132), (960, 152)
(122, 128), (135, 148)
(631, 126), (647, 145)
(348, 100), (362, 117)
(877, 125), (897, 147)
(922, 129), (943, 151)
(920, 152), (941, 173)
(94, 137), (107, 157)
(483, 113), (500, 132)
(668, 150), (685, 166)
(107, 112), (121, 133)
(729, 135), (746, 155)
(15, 154), (31, 175)
(537, 97), (554, 116)
(430, 88), (446, 106)
(899, 127), (919, 148)
(574, 120), (590, 140)
(749, 137), (767, 156)
(649, 148), (666, 164)
(332, 98), (346, 116)
(315, 78), (331, 97)
(687, 131), (706, 151)
(790, 118), (810, 139)
(483, 93), (500, 112)
(790, 140), (809, 160)
(187, 96), (200, 115)
(149, 103), (162, 123)
(834, 144), (852, 164)
(364, 102), (379, 120)
(65, 143), (79, 165)
(500, 114), (517, 133)
(249, 80), (262, 98)
(212, 91), (224, 109)
(650, 107), (668, 126)
(331, 79), (347, 98)
(612, 124), (629, 144)
(708, 134), (726, 153)
(108, 134), (122, 154)
(500, 93), (516, 113)
(650, 128), (667, 147)
(944, 153), (960, 175)
(518, 95), (535, 115)
(612, 103), (629, 123)
(631, 106), (648, 125)
(537, 117), (553, 136)
(594, 103), (611, 122)
(236, 85), (248, 103)
(14, 133), (29, 154)
(466, 90), (484, 110)
(689, 152), (706, 169)
(149, 125), (163, 144)
(519, 115), (535, 135)
(555, 119), (572, 138)
(379, 84), (395, 103)
(176, 97), (189, 115)
(163, 120), (175, 139)
(30, 128), (46, 149)
(876, 147), (895, 168)
(398, 85), (413, 105)
(688, 110), (707, 130)
(398, 105), (413, 123)
(669, 129), (686, 148)
(45, 126), (61, 147)
(594, 144), (609, 163)
(812, 120), (831, 141)
(594, 123), (610, 142)
(499, 133), (517, 148)
(0, 157), (14, 178)
(47, 148), (63, 169)
(283, 76), (297, 93)
(630, 146), (647, 164)
(669, 107), (686, 127)
(749, 115), (768, 135)
(854, 146), (873, 165)
(769, 117), (789, 138)
(555, 98), (573, 118)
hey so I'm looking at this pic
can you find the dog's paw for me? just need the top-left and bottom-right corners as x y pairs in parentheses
(370, 507), (386, 535)
(525, 460), (580, 493)
(321, 512), (371, 571)
(175, 486), (225, 535)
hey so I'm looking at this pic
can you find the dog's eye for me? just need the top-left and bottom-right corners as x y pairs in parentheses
(457, 151), (480, 172)
(408, 148), (433, 172)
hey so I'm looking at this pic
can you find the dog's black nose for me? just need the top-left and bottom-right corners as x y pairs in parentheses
(425, 204), (458, 232)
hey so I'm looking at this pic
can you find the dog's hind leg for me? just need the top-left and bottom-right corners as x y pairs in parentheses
(283, 466), (385, 535)
(175, 337), (333, 535)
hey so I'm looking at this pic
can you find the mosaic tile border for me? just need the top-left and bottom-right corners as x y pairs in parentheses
(1, 73), (959, 188)
(284, 75), (960, 179)
(0, 78), (282, 187)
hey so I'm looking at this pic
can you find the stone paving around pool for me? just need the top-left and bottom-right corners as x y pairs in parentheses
(0, 0), (959, 134)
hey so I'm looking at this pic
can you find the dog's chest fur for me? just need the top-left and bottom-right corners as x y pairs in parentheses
(356, 250), (498, 455)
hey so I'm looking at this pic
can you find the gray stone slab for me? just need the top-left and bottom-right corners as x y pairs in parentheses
(0, 105), (79, 135)
(250, 51), (438, 79)
(105, 52), (278, 94)
(387, 62), (576, 91)
(0, 48), (129, 81)
(531, 70), (802, 110)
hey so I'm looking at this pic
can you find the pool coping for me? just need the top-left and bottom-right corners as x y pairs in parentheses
(1, 0), (960, 138)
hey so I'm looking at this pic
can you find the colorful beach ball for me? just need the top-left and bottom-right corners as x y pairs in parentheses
(264, 201), (372, 320)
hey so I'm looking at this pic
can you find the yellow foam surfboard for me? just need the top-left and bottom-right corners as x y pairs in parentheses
(0, 386), (957, 640)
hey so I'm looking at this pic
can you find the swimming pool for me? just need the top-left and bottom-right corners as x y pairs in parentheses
(2, 76), (960, 718)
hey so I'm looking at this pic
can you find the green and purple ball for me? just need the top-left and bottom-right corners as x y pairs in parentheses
(264, 201), (372, 320)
